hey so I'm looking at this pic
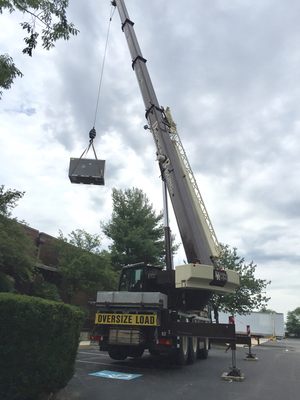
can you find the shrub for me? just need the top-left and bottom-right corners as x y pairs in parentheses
(0, 293), (84, 400)
(31, 274), (61, 302)
(0, 271), (14, 292)
(0, 215), (36, 292)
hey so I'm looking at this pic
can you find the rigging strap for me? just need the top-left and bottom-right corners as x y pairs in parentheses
(77, 128), (98, 161)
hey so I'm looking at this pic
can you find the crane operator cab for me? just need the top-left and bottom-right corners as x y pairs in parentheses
(117, 261), (240, 311)
(118, 263), (168, 293)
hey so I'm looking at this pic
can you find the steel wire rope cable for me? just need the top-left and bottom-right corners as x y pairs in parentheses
(92, 4), (116, 130)
(70, 4), (115, 175)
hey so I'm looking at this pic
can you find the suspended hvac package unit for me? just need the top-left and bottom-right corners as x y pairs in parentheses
(69, 158), (105, 185)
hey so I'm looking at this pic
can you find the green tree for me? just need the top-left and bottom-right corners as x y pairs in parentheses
(286, 307), (300, 337)
(0, 185), (24, 216)
(31, 272), (61, 301)
(211, 244), (271, 322)
(0, 0), (78, 98)
(57, 229), (117, 303)
(62, 228), (102, 253)
(0, 54), (23, 98)
(0, 186), (36, 292)
(259, 307), (276, 313)
(102, 188), (166, 269)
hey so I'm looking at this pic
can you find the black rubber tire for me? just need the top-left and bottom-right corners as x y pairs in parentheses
(187, 336), (198, 364)
(149, 348), (160, 356)
(175, 336), (189, 365)
(197, 339), (209, 360)
(129, 348), (144, 358)
(108, 348), (127, 360)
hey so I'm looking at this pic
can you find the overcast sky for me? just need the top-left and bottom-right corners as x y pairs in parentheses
(1, 0), (299, 317)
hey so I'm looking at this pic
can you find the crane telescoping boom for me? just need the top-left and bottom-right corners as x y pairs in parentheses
(112, 0), (220, 269)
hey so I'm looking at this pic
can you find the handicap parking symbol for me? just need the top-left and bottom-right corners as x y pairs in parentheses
(89, 370), (142, 380)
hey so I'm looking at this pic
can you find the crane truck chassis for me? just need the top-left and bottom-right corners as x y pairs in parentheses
(91, 0), (251, 371)
(92, 262), (249, 367)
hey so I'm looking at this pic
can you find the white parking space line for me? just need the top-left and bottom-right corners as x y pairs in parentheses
(78, 351), (109, 357)
(76, 359), (148, 372)
(77, 360), (115, 367)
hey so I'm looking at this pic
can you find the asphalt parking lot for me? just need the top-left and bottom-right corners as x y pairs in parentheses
(57, 339), (300, 400)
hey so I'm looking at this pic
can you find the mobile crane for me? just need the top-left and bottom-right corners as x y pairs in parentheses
(93, 0), (242, 366)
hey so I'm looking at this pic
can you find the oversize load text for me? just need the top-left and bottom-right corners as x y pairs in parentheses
(95, 313), (158, 326)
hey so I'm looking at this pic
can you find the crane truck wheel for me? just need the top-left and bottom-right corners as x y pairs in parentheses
(174, 336), (189, 365)
(197, 339), (209, 360)
(108, 347), (127, 361)
(129, 348), (144, 358)
(187, 336), (198, 364)
(149, 348), (160, 356)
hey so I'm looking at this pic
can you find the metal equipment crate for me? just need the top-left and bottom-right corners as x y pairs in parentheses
(69, 158), (105, 185)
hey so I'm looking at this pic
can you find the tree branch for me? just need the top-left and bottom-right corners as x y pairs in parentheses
(14, 1), (51, 28)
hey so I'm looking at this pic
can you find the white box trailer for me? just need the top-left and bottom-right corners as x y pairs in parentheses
(218, 311), (285, 338)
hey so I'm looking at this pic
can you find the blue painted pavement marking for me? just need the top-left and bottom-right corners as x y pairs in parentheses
(89, 370), (142, 380)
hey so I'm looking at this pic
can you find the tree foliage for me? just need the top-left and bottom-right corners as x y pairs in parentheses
(259, 307), (276, 313)
(0, 0), (78, 97)
(0, 185), (24, 217)
(211, 244), (271, 321)
(0, 186), (35, 292)
(61, 228), (102, 253)
(0, 54), (23, 99)
(57, 229), (117, 302)
(0, 217), (36, 290)
(31, 272), (61, 301)
(286, 307), (300, 337)
(102, 188), (166, 269)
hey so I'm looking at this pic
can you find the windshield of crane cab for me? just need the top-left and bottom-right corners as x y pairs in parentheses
(119, 267), (143, 291)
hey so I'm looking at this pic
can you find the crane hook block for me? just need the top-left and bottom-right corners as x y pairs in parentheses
(89, 127), (96, 140)
(69, 158), (105, 185)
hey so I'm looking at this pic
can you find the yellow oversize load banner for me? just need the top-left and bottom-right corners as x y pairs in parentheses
(95, 313), (158, 326)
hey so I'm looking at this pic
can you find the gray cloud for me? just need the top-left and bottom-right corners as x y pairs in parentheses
(5, 104), (36, 116)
